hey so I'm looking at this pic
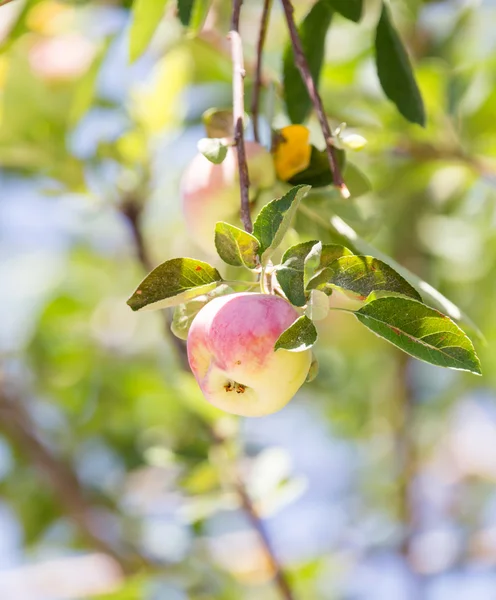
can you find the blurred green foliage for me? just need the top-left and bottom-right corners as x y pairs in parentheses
(1, 1), (496, 599)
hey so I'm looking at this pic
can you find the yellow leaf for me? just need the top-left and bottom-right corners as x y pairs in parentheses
(273, 124), (311, 181)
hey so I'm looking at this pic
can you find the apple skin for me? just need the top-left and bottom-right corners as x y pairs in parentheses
(180, 142), (275, 254)
(187, 293), (312, 417)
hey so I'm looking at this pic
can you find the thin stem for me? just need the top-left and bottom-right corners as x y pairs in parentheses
(259, 266), (268, 294)
(121, 196), (153, 273)
(279, 0), (350, 199)
(0, 0), (17, 6)
(251, 0), (273, 143)
(119, 195), (190, 370)
(235, 480), (296, 600)
(328, 305), (356, 314)
(229, 1), (253, 233)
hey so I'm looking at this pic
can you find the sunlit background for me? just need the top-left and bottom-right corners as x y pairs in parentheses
(1, 0), (496, 598)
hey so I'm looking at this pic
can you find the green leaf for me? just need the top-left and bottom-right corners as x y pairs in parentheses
(171, 284), (233, 340)
(214, 222), (260, 269)
(307, 255), (422, 301)
(340, 133), (367, 151)
(129, 0), (169, 62)
(321, 212), (483, 341)
(188, 0), (212, 31)
(197, 137), (228, 164)
(343, 162), (372, 198)
(127, 258), (223, 311)
(375, 2), (426, 126)
(288, 146), (346, 188)
(355, 297), (482, 374)
(283, 0), (333, 123)
(178, 0), (195, 25)
(325, 0), (362, 22)
(253, 185), (311, 264)
(276, 240), (353, 306)
(275, 316), (318, 352)
(202, 108), (234, 138)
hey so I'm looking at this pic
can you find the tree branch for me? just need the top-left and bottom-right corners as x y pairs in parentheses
(251, 0), (272, 143)
(119, 195), (190, 371)
(229, 0), (253, 233)
(280, 0), (349, 199)
(235, 481), (296, 600)
(0, 378), (145, 574)
(121, 196), (153, 273)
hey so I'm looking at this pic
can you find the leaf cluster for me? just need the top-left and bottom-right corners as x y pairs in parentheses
(127, 184), (481, 375)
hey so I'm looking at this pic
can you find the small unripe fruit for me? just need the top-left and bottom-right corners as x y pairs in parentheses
(187, 293), (312, 417)
(180, 142), (275, 253)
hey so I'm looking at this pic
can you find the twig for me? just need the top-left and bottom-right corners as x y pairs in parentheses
(119, 195), (190, 370)
(251, 0), (272, 143)
(121, 196), (153, 273)
(236, 481), (296, 600)
(280, 0), (349, 198)
(229, 0), (253, 233)
(0, 380), (145, 574)
(0, 0), (18, 6)
(394, 353), (417, 558)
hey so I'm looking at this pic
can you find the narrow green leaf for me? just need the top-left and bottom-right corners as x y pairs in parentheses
(129, 0), (169, 63)
(355, 297), (482, 374)
(197, 138), (228, 164)
(171, 284), (233, 340)
(325, 0), (362, 22)
(214, 222), (260, 269)
(178, 0), (195, 25)
(275, 316), (318, 352)
(343, 162), (372, 198)
(189, 0), (212, 31)
(288, 145), (346, 188)
(276, 240), (352, 306)
(253, 185), (311, 264)
(307, 255), (422, 301)
(127, 258), (223, 311)
(283, 0), (334, 123)
(375, 2), (426, 126)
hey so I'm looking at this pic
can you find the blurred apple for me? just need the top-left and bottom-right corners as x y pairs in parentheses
(180, 141), (275, 254)
(187, 292), (311, 417)
(28, 33), (95, 81)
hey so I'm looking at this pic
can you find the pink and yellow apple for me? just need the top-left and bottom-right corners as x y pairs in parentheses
(180, 141), (275, 254)
(187, 292), (311, 417)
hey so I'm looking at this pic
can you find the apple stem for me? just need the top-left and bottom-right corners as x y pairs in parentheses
(251, 0), (273, 143)
(229, 0), (253, 233)
(260, 266), (268, 294)
(279, 0), (350, 199)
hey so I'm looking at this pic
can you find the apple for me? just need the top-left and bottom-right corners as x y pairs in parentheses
(180, 141), (275, 254)
(187, 292), (312, 417)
